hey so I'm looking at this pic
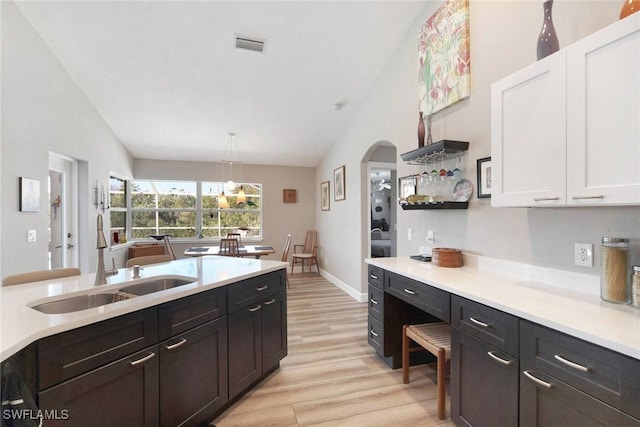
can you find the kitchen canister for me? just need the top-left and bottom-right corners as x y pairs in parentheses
(631, 265), (640, 308)
(600, 237), (630, 303)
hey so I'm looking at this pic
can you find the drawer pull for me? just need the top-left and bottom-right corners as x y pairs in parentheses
(523, 370), (553, 389)
(129, 352), (155, 367)
(370, 329), (379, 337)
(249, 305), (262, 312)
(370, 274), (379, 280)
(554, 354), (590, 372)
(571, 195), (603, 200)
(403, 288), (416, 295)
(264, 298), (276, 305)
(165, 338), (187, 351)
(256, 285), (269, 291)
(533, 197), (559, 202)
(370, 298), (379, 305)
(487, 351), (513, 366)
(469, 317), (491, 328)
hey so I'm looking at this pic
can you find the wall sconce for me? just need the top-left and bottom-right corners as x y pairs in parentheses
(94, 181), (107, 212)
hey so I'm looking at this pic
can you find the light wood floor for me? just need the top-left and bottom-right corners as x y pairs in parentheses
(212, 273), (455, 427)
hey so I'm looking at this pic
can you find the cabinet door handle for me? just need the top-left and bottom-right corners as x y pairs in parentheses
(553, 354), (590, 372)
(256, 285), (268, 291)
(487, 351), (513, 366)
(249, 305), (262, 312)
(370, 274), (379, 280)
(165, 338), (188, 351)
(533, 197), (559, 202)
(264, 298), (276, 305)
(571, 195), (603, 200)
(370, 329), (379, 337)
(403, 288), (416, 295)
(523, 370), (553, 389)
(469, 317), (491, 328)
(370, 298), (379, 305)
(129, 352), (155, 367)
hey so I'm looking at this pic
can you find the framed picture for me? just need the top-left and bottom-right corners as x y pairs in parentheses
(333, 165), (345, 201)
(283, 189), (297, 203)
(320, 181), (330, 211)
(399, 175), (417, 200)
(19, 177), (40, 212)
(477, 157), (492, 198)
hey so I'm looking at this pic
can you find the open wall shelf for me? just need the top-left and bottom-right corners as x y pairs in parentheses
(400, 201), (469, 210)
(400, 140), (469, 165)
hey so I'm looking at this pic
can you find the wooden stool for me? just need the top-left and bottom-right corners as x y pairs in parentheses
(402, 322), (451, 420)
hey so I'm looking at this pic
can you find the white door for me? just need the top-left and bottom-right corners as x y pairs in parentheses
(491, 52), (567, 207)
(49, 153), (78, 268)
(566, 15), (640, 205)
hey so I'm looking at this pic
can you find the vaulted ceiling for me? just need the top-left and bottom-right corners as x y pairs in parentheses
(15, 1), (424, 167)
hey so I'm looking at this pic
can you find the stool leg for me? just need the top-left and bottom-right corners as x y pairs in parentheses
(437, 347), (446, 420)
(402, 326), (410, 384)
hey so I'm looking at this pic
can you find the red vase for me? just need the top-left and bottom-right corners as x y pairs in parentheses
(620, 0), (640, 19)
(417, 112), (426, 147)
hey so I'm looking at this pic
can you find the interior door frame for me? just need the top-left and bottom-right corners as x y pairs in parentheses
(49, 152), (79, 268)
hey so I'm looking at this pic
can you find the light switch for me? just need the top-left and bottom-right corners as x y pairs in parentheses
(27, 229), (37, 242)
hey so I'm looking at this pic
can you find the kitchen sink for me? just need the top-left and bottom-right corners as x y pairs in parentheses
(118, 277), (196, 296)
(30, 276), (197, 314)
(31, 292), (135, 314)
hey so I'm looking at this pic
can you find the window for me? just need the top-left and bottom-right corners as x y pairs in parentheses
(130, 180), (262, 240)
(109, 176), (127, 244)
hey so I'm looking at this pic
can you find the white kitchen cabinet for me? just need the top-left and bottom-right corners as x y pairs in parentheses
(492, 14), (639, 207)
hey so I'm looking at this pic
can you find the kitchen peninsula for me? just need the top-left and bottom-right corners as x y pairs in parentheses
(1, 257), (288, 426)
(366, 256), (640, 426)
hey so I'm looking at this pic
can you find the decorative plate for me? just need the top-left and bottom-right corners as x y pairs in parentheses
(453, 179), (473, 202)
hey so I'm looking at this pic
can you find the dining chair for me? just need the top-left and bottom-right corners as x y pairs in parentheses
(3, 267), (81, 286)
(281, 234), (292, 288)
(125, 254), (173, 268)
(219, 238), (240, 257)
(226, 232), (242, 247)
(291, 230), (319, 274)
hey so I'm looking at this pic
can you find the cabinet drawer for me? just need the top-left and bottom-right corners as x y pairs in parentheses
(451, 295), (518, 356)
(520, 367), (640, 427)
(385, 271), (450, 322)
(228, 271), (285, 313)
(368, 284), (384, 321)
(368, 315), (384, 356)
(39, 308), (158, 390)
(368, 265), (384, 289)
(521, 320), (640, 419)
(159, 287), (226, 341)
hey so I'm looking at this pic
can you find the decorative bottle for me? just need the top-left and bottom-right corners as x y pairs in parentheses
(537, 0), (559, 60)
(417, 112), (426, 148)
(620, 0), (640, 19)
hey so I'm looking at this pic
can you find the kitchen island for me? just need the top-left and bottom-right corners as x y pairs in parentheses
(1, 256), (288, 426)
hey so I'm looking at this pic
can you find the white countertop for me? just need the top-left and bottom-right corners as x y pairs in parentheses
(0, 257), (287, 362)
(366, 257), (640, 361)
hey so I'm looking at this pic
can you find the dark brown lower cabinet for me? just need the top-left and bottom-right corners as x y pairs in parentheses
(38, 346), (160, 427)
(228, 290), (287, 399)
(451, 327), (519, 427)
(159, 316), (228, 427)
(520, 368), (640, 427)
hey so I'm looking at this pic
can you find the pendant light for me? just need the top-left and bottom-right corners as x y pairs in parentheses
(219, 132), (245, 208)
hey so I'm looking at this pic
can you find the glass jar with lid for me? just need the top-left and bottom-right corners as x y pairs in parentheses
(600, 237), (630, 304)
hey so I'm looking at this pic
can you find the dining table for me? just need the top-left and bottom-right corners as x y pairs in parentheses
(184, 244), (276, 259)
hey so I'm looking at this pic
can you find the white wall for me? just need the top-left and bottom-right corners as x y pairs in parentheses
(1, 1), (134, 278)
(318, 1), (640, 300)
(134, 159), (316, 263)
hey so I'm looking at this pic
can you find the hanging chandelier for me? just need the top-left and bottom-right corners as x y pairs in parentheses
(219, 132), (246, 208)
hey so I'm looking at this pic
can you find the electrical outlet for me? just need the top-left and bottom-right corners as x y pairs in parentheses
(574, 243), (593, 267)
(407, 228), (413, 241)
(427, 230), (435, 244)
(27, 229), (37, 243)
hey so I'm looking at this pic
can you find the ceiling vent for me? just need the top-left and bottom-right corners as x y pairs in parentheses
(235, 36), (265, 53)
